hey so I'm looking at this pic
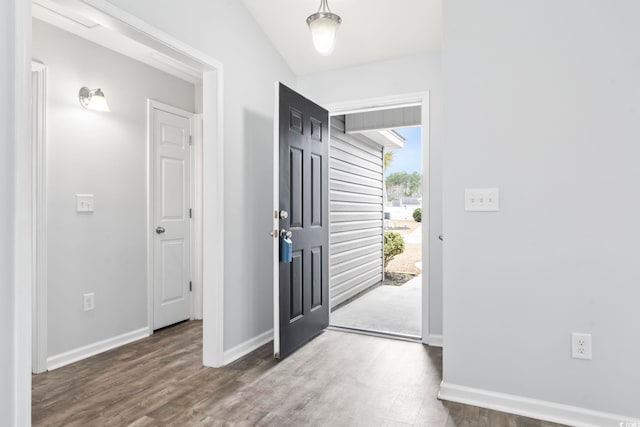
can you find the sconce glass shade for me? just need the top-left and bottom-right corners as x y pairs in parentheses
(307, 0), (341, 55)
(79, 87), (110, 112)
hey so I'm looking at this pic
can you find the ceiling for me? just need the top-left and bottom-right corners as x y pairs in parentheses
(241, 0), (442, 76)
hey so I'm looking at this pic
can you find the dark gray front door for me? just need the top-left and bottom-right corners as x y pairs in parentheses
(275, 83), (329, 359)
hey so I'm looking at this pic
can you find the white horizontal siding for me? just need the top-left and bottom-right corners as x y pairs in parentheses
(331, 242), (383, 265)
(329, 116), (384, 308)
(330, 235), (382, 254)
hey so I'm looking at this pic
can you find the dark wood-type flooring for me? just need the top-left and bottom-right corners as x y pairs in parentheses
(33, 321), (566, 426)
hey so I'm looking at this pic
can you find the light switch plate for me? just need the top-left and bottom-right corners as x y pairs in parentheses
(76, 194), (95, 213)
(465, 188), (499, 212)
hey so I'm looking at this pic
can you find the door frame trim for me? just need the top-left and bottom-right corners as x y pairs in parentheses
(14, 0), (33, 422)
(272, 82), (280, 356)
(17, 1), (226, 422)
(191, 113), (204, 319)
(31, 61), (48, 375)
(147, 100), (197, 332)
(324, 91), (432, 345)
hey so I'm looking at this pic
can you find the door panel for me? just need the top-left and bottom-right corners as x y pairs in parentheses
(161, 239), (186, 302)
(153, 106), (192, 330)
(275, 83), (329, 359)
(290, 148), (304, 229)
(161, 157), (185, 218)
(311, 154), (322, 226)
(311, 247), (322, 309)
(290, 252), (304, 320)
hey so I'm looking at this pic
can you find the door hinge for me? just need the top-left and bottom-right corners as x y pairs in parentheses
(189, 135), (193, 145)
(189, 281), (192, 292)
(189, 208), (193, 219)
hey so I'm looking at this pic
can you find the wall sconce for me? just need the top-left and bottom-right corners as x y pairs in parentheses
(79, 86), (110, 112)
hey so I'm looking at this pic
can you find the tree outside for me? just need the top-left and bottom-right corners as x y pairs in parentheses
(385, 171), (422, 201)
(382, 128), (423, 284)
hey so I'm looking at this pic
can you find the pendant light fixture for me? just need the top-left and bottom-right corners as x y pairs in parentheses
(306, 0), (342, 55)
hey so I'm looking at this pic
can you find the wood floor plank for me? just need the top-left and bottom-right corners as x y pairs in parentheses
(32, 321), (568, 427)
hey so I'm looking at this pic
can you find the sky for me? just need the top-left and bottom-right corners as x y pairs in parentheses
(384, 126), (422, 177)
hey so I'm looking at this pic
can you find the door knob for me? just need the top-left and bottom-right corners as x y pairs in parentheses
(155, 226), (166, 234)
(280, 229), (292, 239)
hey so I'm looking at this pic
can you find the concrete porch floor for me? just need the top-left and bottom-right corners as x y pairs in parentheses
(330, 275), (422, 337)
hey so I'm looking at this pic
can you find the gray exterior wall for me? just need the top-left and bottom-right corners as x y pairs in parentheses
(329, 116), (384, 308)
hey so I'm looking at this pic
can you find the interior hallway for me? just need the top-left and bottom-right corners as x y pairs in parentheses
(32, 321), (566, 426)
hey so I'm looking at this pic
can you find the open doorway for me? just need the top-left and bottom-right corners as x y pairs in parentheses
(326, 96), (429, 341)
(28, 0), (225, 379)
(271, 87), (430, 359)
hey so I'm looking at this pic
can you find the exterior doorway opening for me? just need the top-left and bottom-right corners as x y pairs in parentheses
(326, 98), (428, 341)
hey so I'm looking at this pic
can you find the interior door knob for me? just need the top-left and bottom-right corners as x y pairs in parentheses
(155, 226), (166, 234)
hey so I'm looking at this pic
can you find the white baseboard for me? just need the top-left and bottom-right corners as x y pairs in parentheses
(223, 329), (273, 365)
(439, 382), (639, 427)
(425, 333), (443, 347)
(47, 327), (150, 371)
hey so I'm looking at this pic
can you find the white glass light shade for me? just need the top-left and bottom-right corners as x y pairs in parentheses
(308, 15), (340, 55)
(87, 91), (110, 112)
(79, 87), (110, 112)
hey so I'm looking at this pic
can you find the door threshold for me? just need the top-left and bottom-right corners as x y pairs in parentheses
(327, 325), (422, 343)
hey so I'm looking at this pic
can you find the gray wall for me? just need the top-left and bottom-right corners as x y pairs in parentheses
(104, 0), (297, 351)
(0, 0), (16, 422)
(33, 19), (195, 357)
(329, 116), (384, 307)
(443, 0), (640, 418)
(298, 53), (444, 339)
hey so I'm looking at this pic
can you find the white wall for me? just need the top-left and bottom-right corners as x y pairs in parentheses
(442, 0), (640, 420)
(103, 0), (296, 351)
(33, 19), (195, 357)
(298, 53), (444, 339)
(0, 0), (16, 422)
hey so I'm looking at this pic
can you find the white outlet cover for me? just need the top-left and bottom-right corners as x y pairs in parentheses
(571, 332), (592, 360)
(76, 194), (95, 213)
(465, 188), (499, 212)
(83, 292), (95, 311)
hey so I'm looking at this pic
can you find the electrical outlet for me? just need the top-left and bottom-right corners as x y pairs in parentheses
(83, 293), (95, 311)
(571, 332), (592, 360)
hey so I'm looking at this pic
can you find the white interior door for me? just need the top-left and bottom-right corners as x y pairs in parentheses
(152, 103), (193, 330)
